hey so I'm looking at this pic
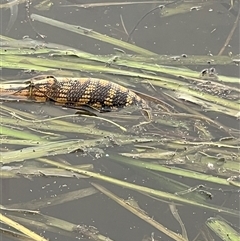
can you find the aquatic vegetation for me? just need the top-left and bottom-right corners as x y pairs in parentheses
(0, 1), (239, 240)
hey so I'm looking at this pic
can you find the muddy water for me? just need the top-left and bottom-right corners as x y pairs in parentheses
(0, 1), (239, 241)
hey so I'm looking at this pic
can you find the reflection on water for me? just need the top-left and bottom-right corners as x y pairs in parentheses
(0, 0), (239, 241)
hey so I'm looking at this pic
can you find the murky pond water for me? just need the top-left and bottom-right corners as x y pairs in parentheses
(0, 1), (239, 241)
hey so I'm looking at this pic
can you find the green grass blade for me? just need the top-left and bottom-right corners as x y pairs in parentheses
(0, 126), (45, 141)
(30, 14), (156, 55)
(111, 155), (239, 186)
(206, 216), (240, 241)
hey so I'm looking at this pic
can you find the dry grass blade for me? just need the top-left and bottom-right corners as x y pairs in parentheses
(34, 0), (53, 11)
(0, 164), (93, 179)
(62, 1), (166, 8)
(91, 182), (187, 241)
(160, 2), (212, 18)
(0, 213), (48, 241)
(0, 205), (39, 214)
(218, 7), (240, 55)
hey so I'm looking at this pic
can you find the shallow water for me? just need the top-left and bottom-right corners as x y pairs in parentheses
(0, 1), (239, 241)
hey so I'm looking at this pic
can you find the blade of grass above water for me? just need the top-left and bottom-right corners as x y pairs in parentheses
(0, 139), (89, 164)
(0, 136), (157, 164)
(0, 213), (48, 241)
(33, 0), (53, 11)
(1, 38), (239, 71)
(1, 59), (55, 71)
(0, 164), (93, 179)
(1, 44), (239, 84)
(30, 14), (156, 56)
(0, 126), (46, 141)
(62, 1), (170, 8)
(206, 216), (240, 241)
(161, 2), (212, 17)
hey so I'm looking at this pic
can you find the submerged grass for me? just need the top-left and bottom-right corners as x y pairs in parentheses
(111, 155), (240, 186)
(30, 14), (156, 56)
(0, 4), (239, 240)
(92, 182), (187, 241)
